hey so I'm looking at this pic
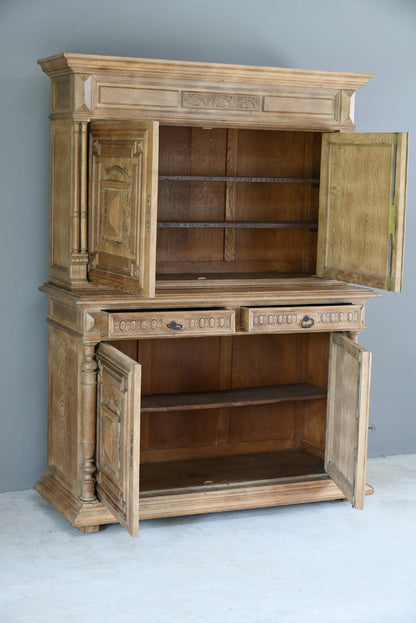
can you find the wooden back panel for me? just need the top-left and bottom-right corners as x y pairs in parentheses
(107, 333), (329, 464)
(156, 127), (321, 278)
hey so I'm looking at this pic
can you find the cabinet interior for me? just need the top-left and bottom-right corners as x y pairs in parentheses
(110, 332), (329, 494)
(156, 126), (321, 283)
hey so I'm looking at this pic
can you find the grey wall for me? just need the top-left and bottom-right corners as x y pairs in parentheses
(0, 0), (415, 492)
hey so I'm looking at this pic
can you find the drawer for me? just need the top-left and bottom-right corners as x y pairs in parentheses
(240, 305), (364, 333)
(102, 309), (236, 339)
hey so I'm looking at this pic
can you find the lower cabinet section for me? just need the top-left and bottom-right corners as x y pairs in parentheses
(94, 331), (371, 536)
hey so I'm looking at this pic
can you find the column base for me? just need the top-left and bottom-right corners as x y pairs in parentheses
(35, 471), (116, 530)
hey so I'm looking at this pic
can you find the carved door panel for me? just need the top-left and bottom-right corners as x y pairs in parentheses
(89, 121), (158, 296)
(96, 343), (141, 537)
(317, 132), (408, 291)
(325, 333), (371, 509)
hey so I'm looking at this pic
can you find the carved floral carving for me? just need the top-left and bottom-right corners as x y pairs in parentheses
(182, 91), (261, 111)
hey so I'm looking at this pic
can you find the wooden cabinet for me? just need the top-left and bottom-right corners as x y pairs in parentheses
(35, 54), (408, 536)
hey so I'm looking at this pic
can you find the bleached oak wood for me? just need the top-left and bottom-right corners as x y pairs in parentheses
(38, 53), (372, 131)
(241, 304), (364, 333)
(41, 279), (378, 308)
(141, 383), (326, 412)
(317, 132), (408, 291)
(89, 121), (158, 296)
(157, 221), (318, 229)
(96, 343), (141, 537)
(35, 463), (373, 526)
(36, 54), (406, 536)
(35, 472), (116, 528)
(102, 308), (236, 339)
(80, 344), (98, 502)
(139, 476), (374, 519)
(325, 333), (371, 509)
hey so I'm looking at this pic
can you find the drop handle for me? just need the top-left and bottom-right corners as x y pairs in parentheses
(300, 315), (314, 329)
(167, 320), (183, 330)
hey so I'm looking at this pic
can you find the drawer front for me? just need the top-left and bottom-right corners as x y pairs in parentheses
(240, 305), (364, 333)
(103, 309), (236, 338)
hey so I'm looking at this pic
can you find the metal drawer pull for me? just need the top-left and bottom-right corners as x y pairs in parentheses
(167, 320), (183, 330)
(300, 315), (314, 328)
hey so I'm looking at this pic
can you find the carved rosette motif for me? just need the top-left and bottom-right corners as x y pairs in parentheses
(182, 91), (261, 111)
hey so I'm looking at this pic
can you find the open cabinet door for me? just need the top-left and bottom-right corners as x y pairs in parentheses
(317, 132), (408, 291)
(89, 121), (158, 296)
(96, 343), (141, 537)
(325, 333), (371, 509)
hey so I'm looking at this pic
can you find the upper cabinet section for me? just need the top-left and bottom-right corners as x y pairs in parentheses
(38, 53), (373, 131)
(40, 54), (407, 296)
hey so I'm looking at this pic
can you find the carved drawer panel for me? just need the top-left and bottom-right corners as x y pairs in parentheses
(102, 309), (236, 339)
(240, 305), (364, 333)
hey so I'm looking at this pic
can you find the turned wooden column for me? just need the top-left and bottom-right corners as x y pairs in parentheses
(80, 343), (98, 502)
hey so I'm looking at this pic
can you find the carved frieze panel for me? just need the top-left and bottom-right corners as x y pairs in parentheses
(182, 91), (261, 111)
(41, 54), (373, 130)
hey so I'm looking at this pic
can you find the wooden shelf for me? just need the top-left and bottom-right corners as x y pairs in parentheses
(159, 175), (320, 184)
(158, 221), (318, 230)
(141, 383), (326, 413)
(140, 450), (325, 493)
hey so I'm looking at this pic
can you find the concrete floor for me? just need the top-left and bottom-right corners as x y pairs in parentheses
(1, 455), (415, 623)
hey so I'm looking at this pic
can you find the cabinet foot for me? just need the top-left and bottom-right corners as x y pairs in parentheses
(78, 524), (100, 533)
(35, 472), (116, 531)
